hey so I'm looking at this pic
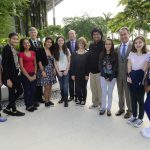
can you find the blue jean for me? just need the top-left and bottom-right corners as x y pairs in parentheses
(145, 92), (150, 120)
(57, 73), (69, 98)
(21, 74), (36, 108)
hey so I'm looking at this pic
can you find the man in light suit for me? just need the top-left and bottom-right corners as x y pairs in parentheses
(116, 27), (132, 119)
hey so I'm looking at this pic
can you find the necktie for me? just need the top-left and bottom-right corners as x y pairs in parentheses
(34, 41), (38, 48)
(71, 41), (75, 52)
(121, 44), (126, 59)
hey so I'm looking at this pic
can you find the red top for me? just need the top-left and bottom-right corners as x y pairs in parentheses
(18, 51), (36, 73)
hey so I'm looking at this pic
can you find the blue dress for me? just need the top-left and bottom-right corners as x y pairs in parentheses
(37, 56), (57, 86)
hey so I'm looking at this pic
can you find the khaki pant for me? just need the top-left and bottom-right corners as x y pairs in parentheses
(90, 73), (102, 106)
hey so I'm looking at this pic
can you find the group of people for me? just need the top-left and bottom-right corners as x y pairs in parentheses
(0, 26), (150, 139)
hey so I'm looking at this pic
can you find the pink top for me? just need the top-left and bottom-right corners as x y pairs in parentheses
(128, 52), (149, 70)
(18, 51), (36, 73)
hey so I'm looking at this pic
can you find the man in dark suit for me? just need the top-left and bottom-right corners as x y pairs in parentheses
(66, 30), (78, 102)
(28, 27), (44, 106)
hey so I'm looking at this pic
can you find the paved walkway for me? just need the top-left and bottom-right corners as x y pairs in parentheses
(0, 84), (150, 150)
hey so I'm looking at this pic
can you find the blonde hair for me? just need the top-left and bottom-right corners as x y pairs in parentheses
(77, 37), (88, 49)
(29, 27), (38, 33)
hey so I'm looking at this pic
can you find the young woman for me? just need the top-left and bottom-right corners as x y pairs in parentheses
(54, 36), (71, 107)
(2, 32), (25, 116)
(127, 36), (149, 128)
(141, 60), (150, 138)
(36, 37), (57, 107)
(18, 39), (37, 112)
(99, 38), (118, 116)
(71, 37), (89, 106)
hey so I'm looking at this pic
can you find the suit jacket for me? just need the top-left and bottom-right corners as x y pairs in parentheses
(116, 42), (132, 80)
(29, 39), (43, 53)
(2, 44), (18, 81)
(66, 40), (78, 54)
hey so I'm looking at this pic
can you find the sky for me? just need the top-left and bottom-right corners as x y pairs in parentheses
(47, 0), (124, 26)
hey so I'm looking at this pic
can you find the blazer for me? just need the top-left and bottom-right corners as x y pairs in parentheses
(2, 44), (18, 81)
(37, 48), (49, 67)
(29, 39), (43, 53)
(116, 42), (132, 80)
(66, 40), (78, 54)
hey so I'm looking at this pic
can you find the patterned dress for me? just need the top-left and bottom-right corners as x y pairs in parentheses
(37, 56), (57, 86)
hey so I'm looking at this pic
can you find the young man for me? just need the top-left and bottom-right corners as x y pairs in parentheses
(116, 27), (132, 119)
(88, 28), (104, 109)
(28, 27), (44, 105)
(2, 32), (25, 116)
(66, 30), (78, 102)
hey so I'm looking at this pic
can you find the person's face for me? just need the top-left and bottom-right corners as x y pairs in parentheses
(23, 40), (30, 50)
(78, 41), (85, 49)
(69, 31), (76, 40)
(105, 40), (112, 51)
(29, 31), (38, 40)
(57, 38), (65, 47)
(92, 32), (101, 42)
(45, 39), (52, 49)
(119, 29), (130, 43)
(134, 38), (145, 51)
(9, 35), (19, 47)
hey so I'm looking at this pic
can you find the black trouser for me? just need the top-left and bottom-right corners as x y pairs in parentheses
(35, 86), (43, 103)
(69, 71), (76, 99)
(21, 74), (36, 109)
(75, 76), (88, 102)
(129, 86), (145, 120)
(6, 76), (23, 111)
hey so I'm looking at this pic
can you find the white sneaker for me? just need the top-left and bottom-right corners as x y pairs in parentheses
(141, 126), (150, 134)
(89, 105), (98, 109)
(133, 119), (143, 128)
(127, 117), (137, 125)
(141, 127), (150, 139)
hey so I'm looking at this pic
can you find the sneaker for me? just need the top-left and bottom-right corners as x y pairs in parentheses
(127, 117), (137, 125)
(99, 110), (106, 115)
(12, 110), (25, 116)
(141, 127), (150, 139)
(49, 101), (54, 106)
(3, 109), (14, 116)
(133, 119), (143, 128)
(141, 126), (150, 134)
(0, 115), (7, 122)
(89, 104), (98, 109)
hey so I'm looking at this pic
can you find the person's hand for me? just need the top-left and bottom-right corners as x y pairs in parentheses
(32, 75), (36, 80)
(106, 78), (110, 82)
(127, 77), (132, 83)
(72, 76), (75, 80)
(7, 79), (13, 88)
(63, 70), (68, 76)
(58, 71), (63, 77)
(42, 71), (47, 78)
(85, 76), (89, 80)
(145, 86), (150, 92)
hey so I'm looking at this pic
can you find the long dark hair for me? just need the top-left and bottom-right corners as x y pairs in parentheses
(99, 38), (116, 61)
(19, 38), (29, 52)
(44, 36), (55, 55)
(53, 36), (69, 61)
(132, 36), (147, 54)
